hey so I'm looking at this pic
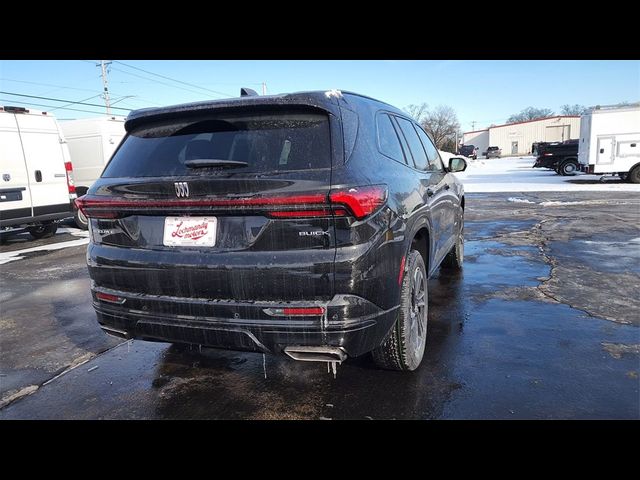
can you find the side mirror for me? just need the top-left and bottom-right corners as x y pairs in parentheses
(449, 157), (467, 172)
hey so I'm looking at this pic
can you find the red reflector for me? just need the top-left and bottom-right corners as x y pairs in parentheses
(64, 161), (73, 172)
(329, 185), (387, 220)
(398, 255), (406, 285)
(96, 292), (124, 304)
(283, 307), (325, 316)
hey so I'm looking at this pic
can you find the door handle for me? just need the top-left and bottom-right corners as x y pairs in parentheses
(35, 170), (42, 182)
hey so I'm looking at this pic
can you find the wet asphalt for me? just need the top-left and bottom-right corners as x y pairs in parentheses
(0, 192), (638, 419)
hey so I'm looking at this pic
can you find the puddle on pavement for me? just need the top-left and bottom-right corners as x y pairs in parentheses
(440, 298), (639, 419)
(466, 219), (538, 240)
(464, 240), (548, 292)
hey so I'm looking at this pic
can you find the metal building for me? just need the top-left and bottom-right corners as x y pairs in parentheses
(463, 116), (581, 157)
(461, 129), (489, 155)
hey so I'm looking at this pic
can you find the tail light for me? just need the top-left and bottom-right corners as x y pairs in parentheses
(329, 185), (387, 219)
(75, 185), (388, 221)
(264, 307), (325, 316)
(64, 162), (76, 198)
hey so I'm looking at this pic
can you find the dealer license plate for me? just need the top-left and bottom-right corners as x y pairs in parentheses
(163, 217), (217, 247)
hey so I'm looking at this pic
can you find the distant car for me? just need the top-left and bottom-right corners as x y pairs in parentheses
(483, 146), (501, 158)
(458, 144), (477, 160)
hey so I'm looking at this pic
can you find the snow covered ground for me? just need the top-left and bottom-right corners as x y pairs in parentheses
(452, 156), (640, 193)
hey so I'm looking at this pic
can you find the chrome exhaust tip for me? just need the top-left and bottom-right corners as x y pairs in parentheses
(284, 346), (347, 363)
(100, 325), (131, 339)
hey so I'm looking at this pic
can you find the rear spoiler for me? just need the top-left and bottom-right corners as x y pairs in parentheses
(124, 93), (342, 132)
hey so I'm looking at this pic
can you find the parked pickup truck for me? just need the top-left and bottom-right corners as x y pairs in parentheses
(458, 144), (477, 160)
(532, 139), (579, 175)
(483, 146), (501, 158)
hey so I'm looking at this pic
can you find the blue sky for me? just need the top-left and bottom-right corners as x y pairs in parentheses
(1, 60), (638, 132)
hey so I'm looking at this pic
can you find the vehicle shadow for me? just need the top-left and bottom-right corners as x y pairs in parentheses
(148, 268), (468, 420)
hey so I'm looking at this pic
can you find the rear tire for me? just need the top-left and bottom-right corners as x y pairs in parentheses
(28, 222), (57, 239)
(560, 158), (579, 176)
(74, 208), (88, 230)
(628, 165), (640, 184)
(372, 250), (428, 371)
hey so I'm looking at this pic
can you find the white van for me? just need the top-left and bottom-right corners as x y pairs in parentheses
(578, 105), (640, 183)
(0, 106), (76, 239)
(59, 116), (126, 228)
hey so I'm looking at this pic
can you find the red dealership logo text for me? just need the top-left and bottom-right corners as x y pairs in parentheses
(171, 221), (209, 241)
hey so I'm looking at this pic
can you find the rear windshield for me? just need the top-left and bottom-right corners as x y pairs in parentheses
(102, 109), (331, 177)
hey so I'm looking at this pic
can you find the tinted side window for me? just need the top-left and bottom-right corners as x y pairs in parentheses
(377, 114), (406, 164)
(415, 125), (444, 171)
(395, 117), (430, 171)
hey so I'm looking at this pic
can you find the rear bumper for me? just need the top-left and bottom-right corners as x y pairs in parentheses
(92, 286), (398, 358)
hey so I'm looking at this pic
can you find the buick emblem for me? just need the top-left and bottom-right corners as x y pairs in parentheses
(174, 182), (189, 198)
(2, 174), (10, 182)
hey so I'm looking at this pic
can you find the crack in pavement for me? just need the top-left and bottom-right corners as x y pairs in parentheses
(0, 339), (128, 410)
(470, 216), (617, 322)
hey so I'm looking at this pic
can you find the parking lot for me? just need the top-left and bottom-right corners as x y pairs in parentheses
(1, 157), (638, 419)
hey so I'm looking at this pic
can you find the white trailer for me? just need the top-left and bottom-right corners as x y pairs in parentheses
(578, 105), (640, 183)
(0, 106), (76, 239)
(59, 116), (126, 227)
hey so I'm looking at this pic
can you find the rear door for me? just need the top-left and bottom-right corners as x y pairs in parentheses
(393, 116), (455, 268)
(412, 123), (458, 264)
(0, 111), (33, 222)
(16, 113), (71, 217)
(85, 108), (338, 301)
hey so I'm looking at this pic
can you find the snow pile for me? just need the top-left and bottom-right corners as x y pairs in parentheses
(454, 156), (640, 193)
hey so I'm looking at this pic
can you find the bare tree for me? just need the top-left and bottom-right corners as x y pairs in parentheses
(404, 103), (429, 124)
(507, 107), (555, 124)
(560, 104), (590, 115)
(421, 105), (460, 150)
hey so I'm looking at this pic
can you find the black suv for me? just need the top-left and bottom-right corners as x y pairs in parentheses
(458, 144), (477, 160)
(77, 90), (467, 371)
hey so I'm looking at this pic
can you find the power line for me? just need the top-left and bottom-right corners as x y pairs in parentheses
(109, 66), (220, 99)
(49, 94), (104, 112)
(0, 78), (100, 93)
(113, 61), (235, 98)
(0, 98), (124, 116)
(0, 91), (131, 111)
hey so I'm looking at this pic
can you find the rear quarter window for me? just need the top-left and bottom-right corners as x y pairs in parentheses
(102, 110), (331, 178)
(376, 113), (406, 164)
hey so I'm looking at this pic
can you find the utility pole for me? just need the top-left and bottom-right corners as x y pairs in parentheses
(262, 82), (267, 95)
(471, 120), (476, 131)
(98, 60), (112, 115)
